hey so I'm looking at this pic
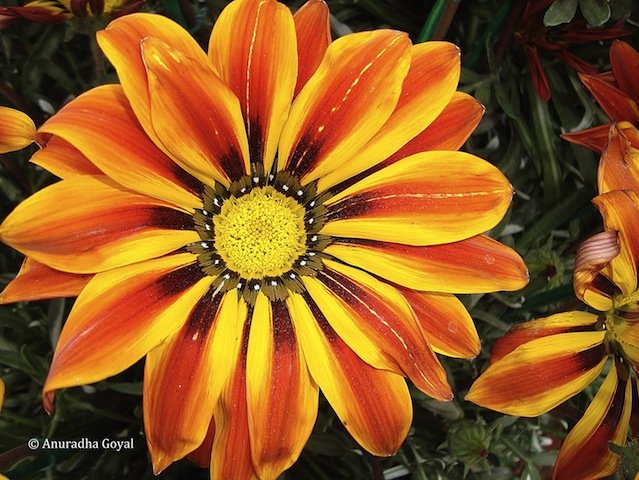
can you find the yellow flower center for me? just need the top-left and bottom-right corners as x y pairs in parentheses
(214, 187), (307, 279)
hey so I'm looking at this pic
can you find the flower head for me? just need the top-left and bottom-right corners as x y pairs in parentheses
(0, 0), (528, 477)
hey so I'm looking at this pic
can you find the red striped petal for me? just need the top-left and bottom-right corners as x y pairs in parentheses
(561, 124), (613, 153)
(293, 0), (330, 96)
(580, 72), (639, 123)
(610, 40), (639, 107)
(573, 230), (619, 311)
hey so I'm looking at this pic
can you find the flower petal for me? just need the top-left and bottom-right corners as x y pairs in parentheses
(303, 259), (452, 401)
(490, 311), (599, 364)
(561, 124), (613, 153)
(39, 85), (203, 209)
(43, 253), (213, 411)
(0, 257), (91, 304)
(399, 289), (479, 358)
(580, 73), (639, 124)
(324, 235), (528, 293)
(573, 230), (619, 311)
(279, 30), (411, 183)
(610, 41), (639, 107)
(322, 152), (513, 246)
(96, 13), (209, 145)
(0, 106), (34, 153)
(293, 0), (330, 96)
(466, 331), (608, 416)
(144, 288), (240, 474)
(246, 294), (318, 479)
(31, 136), (101, 178)
(288, 292), (412, 456)
(142, 37), (249, 186)
(552, 363), (632, 480)
(598, 123), (639, 194)
(0, 176), (198, 274)
(209, 0), (297, 173)
(317, 41), (461, 191)
(187, 418), (215, 467)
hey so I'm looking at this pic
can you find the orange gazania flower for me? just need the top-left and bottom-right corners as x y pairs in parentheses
(467, 123), (639, 480)
(0, 0), (528, 477)
(0, 0), (142, 26)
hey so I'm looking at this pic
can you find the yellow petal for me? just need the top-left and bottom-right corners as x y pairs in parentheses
(0, 106), (35, 153)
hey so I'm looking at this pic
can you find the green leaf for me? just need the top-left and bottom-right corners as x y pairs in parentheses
(543, 0), (579, 26)
(579, 0), (611, 26)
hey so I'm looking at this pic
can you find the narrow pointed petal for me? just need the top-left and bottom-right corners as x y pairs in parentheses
(399, 289), (479, 359)
(0, 257), (91, 304)
(466, 331), (608, 416)
(288, 292), (412, 456)
(526, 45), (551, 102)
(552, 364), (632, 480)
(39, 85), (204, 209)
(31, 136), (101, 178)
(0, 176), (198, 274)
(293, 0), (330, 96)
(322, 152), (513, 246)
(317, 42), (461, 191)
(580, 73), (639, 123)
(96, 13), (208, 145)
(303, 260), (452, 400)
(246, 295), (318, 480)
(0, 106), (35, 153)
(598, 123), (639, 194)
(325, 235), (528, 293)
(594, 190), (639, 296)
(209, 0), (297, 172)
(279, 30), (412, 183)
(43, 254), (213, 407)
(142, 38), (249, 186)
(562, 124), (613, 153)
(144, 289), (240, 474)
(573, 230), (619, 311)
(610, 41), (639, 106)
(490, 311), (599, 364)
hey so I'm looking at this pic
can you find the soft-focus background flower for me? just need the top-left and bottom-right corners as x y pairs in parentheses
(0, 1), (637, 479)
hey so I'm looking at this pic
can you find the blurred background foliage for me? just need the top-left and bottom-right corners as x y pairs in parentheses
(0, 0), (637, 478)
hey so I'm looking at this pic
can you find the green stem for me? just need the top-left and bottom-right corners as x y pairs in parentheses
(464, 0), (513, 68)
(417, 0), (448, 43)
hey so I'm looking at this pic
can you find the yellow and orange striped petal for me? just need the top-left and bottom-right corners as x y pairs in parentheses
(31, 136), (101, 178)
(322, 152), (513, 246)
(594, 190), (639, 296)
(324, 235), (528, 294)
(0, 176), (199, 274)
(580, 73), (639, 124)
(552, 364), (632, 480)
(317, 41), (460, 192)
(598, 123), (639, 194)
(573, 230), (619, 311)
(209, 0), (297, 172)
(399, 289), (480, 359)
(293, 0), (330, 96)
(0, 106), (35, 153)
(489, 311), (599, 364)
(0, 257), (91, 304)
(187, 418), (215, 467)
(279, 30), (411, 183)
(288, 292), (412, 456)
(610, 41), (639, 107)
(246, 295), (318, 479)
(39, 85), (204, 209)
(142, 38), (250, 186)
(466, 331), (608, 416)
(144, 289), (240, 474)
(43, 253), (213, 410)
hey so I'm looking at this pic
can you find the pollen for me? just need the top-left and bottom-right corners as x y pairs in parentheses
(214, 187), (307, 279)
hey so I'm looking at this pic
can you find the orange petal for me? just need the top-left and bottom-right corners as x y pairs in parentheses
(142, 38), (249, 186)
(490, 311), (599, 364)
(526, 45), (551, 102)
(288, 292), (412, 456)
(322, 152), (514, 246)
(246, 295), (318, 479)
(43, 253), (213, 410)
(279, 30), (411, 183)
(0, 176), (199, 274)
(0, 106), (35, 153)
(209, 0), (297, 172)
(466, 331), (608, 416)
(39, 85), (203, 209)
(96, 13), (209, 147)
(144, 289), (240, 474)
(573, 230), (619, 311)
(561, 124), (613, 153)
(594, 190), (639, 296)
(31, 136), (101, 178)
(552, 363), (632, 480)
(187, 418), (215, 468)
(580, 72), (639, 123)
(399, 289), (479, 359)
(597, 123), (639, 194)
(293, 0), (330, 96)
(610, 40), (639, 107)
(0, 257), (91, 304)
(324, 235), (528, 294)
(317, 41), (461, 191)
